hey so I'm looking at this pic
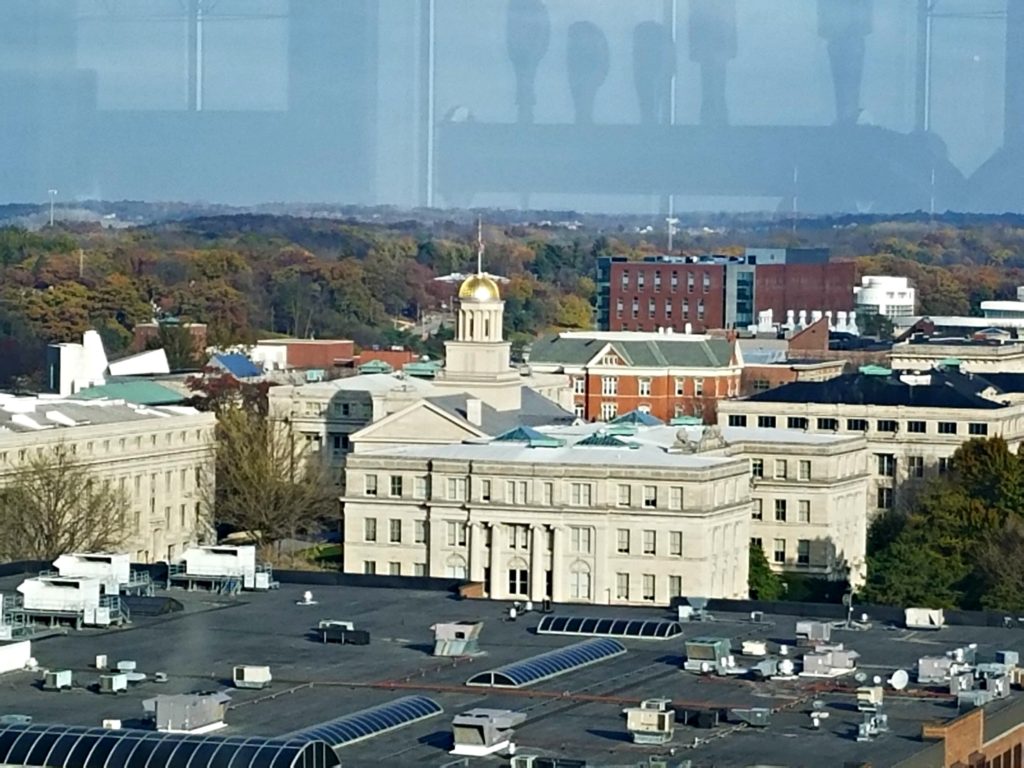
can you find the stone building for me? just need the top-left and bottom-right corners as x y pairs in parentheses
(0, 395), (216, 563)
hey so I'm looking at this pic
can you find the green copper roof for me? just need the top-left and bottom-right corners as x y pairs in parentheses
(358, 359), (394, 374)
(529, 334), (734, 368)
(858, 365), (892, 376)
(74, 380), (185, 406)
(576, 432), (639, 449)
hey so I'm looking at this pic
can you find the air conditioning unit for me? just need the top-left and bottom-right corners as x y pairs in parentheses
(99, 673), (128, 695)
(43, 670), (72, 691)
(233, 665), (272, 690)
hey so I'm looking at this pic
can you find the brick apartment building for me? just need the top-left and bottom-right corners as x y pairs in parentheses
(527, 331), (742, 423)
(596, 248), (856, 333)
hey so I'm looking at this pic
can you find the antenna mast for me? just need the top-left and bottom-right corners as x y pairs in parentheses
(476, 218), (484, 275)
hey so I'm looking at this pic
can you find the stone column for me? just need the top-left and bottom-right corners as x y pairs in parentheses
(550, 525), (565, 603)
(530, 525), (545, 602)
(488, 522), (503, 599)
(469, 521), (486, 583)
(427, 508), (445, 578)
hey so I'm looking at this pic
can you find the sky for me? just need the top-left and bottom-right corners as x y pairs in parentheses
(0, 0), (1020, 214)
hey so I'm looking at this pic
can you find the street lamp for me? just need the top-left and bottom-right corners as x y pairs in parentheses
(47, 189), (58, 227)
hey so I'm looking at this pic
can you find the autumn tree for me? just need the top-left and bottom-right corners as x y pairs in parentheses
(209, 406), (336, 550)
(0, 444), (129, 560)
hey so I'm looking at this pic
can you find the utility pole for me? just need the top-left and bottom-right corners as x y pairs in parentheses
(47, 189), (58, 227)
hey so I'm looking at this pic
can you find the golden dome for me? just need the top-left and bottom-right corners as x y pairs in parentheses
(458, 274), (501, 302)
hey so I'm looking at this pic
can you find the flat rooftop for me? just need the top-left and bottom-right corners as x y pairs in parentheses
(0, 578), (1021, 767)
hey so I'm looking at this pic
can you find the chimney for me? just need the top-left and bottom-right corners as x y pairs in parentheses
(466, 398), (483, 427)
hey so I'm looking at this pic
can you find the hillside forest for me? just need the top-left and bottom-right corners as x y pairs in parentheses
(3, 214), (1024, 387)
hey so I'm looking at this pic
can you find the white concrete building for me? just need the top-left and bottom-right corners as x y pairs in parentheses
(854, 276), (916, 320)
(718, 367), (1024, 516)
(341, 418), (870, 604)
(0, 395), (216, 563)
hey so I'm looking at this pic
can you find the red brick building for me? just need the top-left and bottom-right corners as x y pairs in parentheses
(528, 331), (742, 423)
(596, 249), (855, 333)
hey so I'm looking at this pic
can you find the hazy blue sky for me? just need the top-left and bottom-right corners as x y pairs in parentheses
(0, 0), (1019, 213)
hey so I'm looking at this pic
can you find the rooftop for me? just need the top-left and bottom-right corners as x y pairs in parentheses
(0, 396), (204, 435)
(426, 388), (575, 434)
(744, 368), (1020, 410)
(0, 576), (1018, 768)
(278, 373), (440, 398)
(529, 333), (735, 368)
(354, 418), (859, 470)
(74, 380), (187, 406)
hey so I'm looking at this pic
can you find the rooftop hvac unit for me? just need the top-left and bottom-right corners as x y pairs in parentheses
(730, 707), (771, 727)
(43, 670), (72, 691)
(625, 699), (675, 744)
(510, 756), (587, 768)
(99, 673), (128, 695)
(450, 708), (527, 756)
(432, 621), (484, 657)
(683, 637), (732, 674)
(795, 620), (831, 646)
(232, 666), (272, 690)
(905, 607), (945, 631)
(0, 715), (31, 727)
(53, 553), (131, 595)
(144, 692), (231, 734)
(918, 655), (954, 684)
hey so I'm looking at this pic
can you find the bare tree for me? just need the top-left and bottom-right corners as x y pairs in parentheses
(0, 443), (128, 560)
(209, 406), (336, 550)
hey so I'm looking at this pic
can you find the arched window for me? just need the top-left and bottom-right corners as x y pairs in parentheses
(569, 560), (591, 601)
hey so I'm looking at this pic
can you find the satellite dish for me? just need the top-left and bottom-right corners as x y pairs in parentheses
(888, 670), (910, 691)
(872, 675), (882, 685)
(854, 672), (867, 683)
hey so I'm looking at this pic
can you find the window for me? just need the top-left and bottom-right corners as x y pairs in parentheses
(389, 519), (402, 543)
(798, 460), (811, 481)
(669, 486), (683, 510)
(331, 434), (350, 456)
(908, 456), (924, 478)
(573, 377), (585, 395)
(774, 459), (788, 479)
(638, 378), (652, 397)
(389, 475), (403, 497)
(179, 504), (186, 528)
(616, 572), (630, 600)
(907, 420), (927, 434)
(669, 531), (683, 556)
(570, 526), (592, 554)
(506, 480), (528, 504)
(670, 271), (679, 291)
(969, 423), (988, 436)
(542, 482), (554, 506)
(751, 458), (764, 478)
(617, 484), (631, 507)
(697, 300), (705, 320)
(758, 416), (777, 428)
(508, 524), (530, 549)
(642, 530), (656, 555)
(682, 299), (690, 317)
(632, 298), (639, 318)
(939, 457), (952, 474)
(414, 476), (429, 499)
(647, 298), (656, 318)
(414, 563), (427, 577)
(787, 417), (808, 430)
(643, 486), (657, 508)
(477, 479), (491, 502)
(774, 499), (787, 522)
(694, 378), (704, 396)
(446, 521), (467, 546)
(797, 540), (810, 566)
(728, 414), (747, 427)
(637, 272), (646, 290)
(752, 499), (763, 520)
(364, 474), (378, 497)
(508, 568), (529, 596)
(687, 273), (695, 292)
(574, 403), (586, 419)
(653, 271), (662, 291)
(364, 518), (377, 542)
(877, 487), (893, 510)
(877, 419), (898, 433)
(601, 377), (618, 396)
(674, 378), (685, 396)
(600, 402), (618, 421)
(664, 299), (672, 318)
(364, 561), (376, 575)
(752, 379), (770, 393)
(570, 483), (593, 506)
(668, 575), (683, 598)
(938, 421), (958, 435)
(389, 562), (401, 576)
(817, 418), (839, 431)
(642, 574), (656, 601)
(847, 419), (868, 431)
(798, 499), (810, 523)
(773, 539), (786, 564)
(617, 529), (630, 554)
(702, 273), (711, 292)
(571, 569), (592, 600)
(621, 270), (630, 290)
(876, 454), (896, 477)
(447, 477), (467, 501)
(751, 536), (763, 550)
(414, 520), (426, 544)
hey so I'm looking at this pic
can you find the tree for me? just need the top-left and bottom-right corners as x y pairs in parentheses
(0, 444), (128, 560)
(748, 544), (785, 600)
(210, 406), (336, 550)
(155, 321), (201, 371)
